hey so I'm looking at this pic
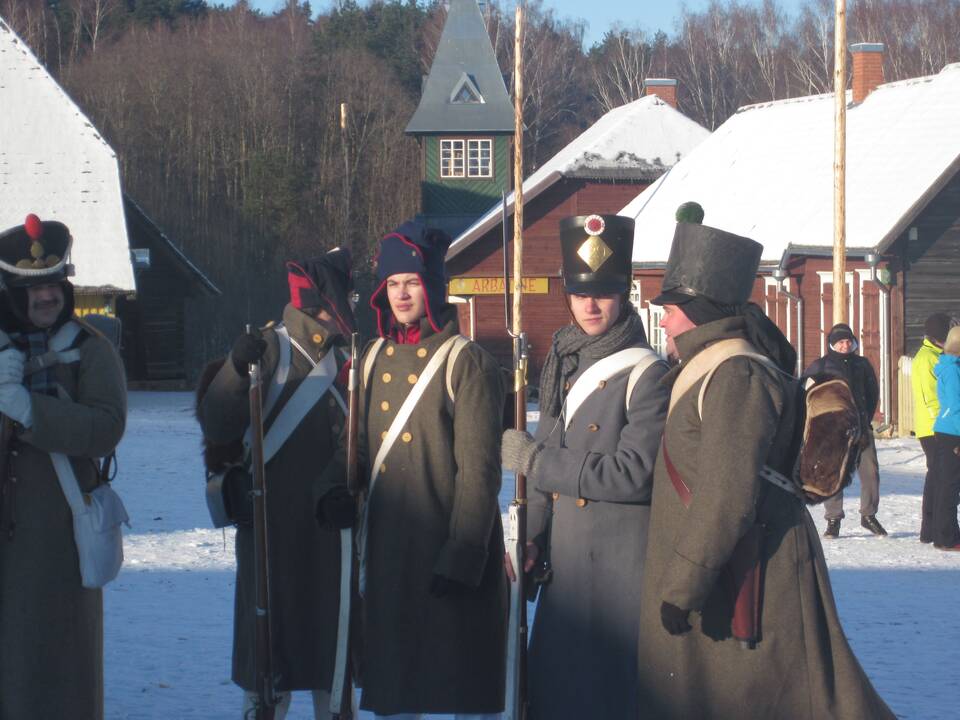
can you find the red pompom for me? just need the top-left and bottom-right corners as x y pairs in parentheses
(24, 214), (43, 241)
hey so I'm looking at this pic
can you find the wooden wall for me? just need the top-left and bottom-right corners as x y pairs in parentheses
(447, 177), (650, 378)
(892, 169), (960, 354)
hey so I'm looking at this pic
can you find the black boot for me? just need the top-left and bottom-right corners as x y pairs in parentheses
(861, 515), (888, 537)
(823, 519), (841, 539)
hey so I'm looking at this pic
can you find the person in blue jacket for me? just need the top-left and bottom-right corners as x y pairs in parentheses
(932, 326), (960, 551)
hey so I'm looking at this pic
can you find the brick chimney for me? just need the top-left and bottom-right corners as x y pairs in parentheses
(850, 43), (884, 104)
(644, 78), (678, 109)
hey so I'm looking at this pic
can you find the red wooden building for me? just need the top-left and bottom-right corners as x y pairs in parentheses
(445, 86), (710, 376)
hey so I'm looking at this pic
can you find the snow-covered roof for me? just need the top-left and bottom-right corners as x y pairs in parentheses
(446, 94), (709, 260)
(0, 18), (134, 292)
(621, 63), (960, 265)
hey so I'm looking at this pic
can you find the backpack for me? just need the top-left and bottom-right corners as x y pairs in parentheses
(683, 339), (863, 505)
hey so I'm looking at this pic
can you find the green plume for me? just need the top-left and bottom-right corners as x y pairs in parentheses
(675, 201), (705, 224)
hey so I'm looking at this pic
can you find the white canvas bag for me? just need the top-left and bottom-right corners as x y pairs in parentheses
(50, 452), (129, 589)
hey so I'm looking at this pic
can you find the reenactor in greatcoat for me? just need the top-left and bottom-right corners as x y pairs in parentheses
(315, 221), (507, 720)
(636, 212), (895, 718)
(197, 248), (356, 719)
(500, 214), (669, 719)
(0, 215), (127, 719)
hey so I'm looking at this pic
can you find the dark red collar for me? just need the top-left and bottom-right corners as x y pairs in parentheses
(389, 323), (421, 345)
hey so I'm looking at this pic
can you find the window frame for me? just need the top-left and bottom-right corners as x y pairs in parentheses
(438, 137), (495, 180)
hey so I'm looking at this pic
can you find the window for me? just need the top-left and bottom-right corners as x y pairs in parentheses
(467, 139), (492, 177)
(647, 304), (667, 358)
(441, 138), (493, 178)
(441, 139), (465, 178)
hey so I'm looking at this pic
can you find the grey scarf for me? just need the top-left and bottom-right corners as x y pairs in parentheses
(539, 310), (648, 419)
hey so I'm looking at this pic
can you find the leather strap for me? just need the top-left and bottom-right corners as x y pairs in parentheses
(668, 338), (757, 417)
(661, 439), (692, 507)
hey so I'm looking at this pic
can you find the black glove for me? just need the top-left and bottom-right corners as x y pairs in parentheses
(660, 601), (692, 636)
(222, 467), (253, 526)
(231, 332), (267, 375)
(317, 486), (357, 529)
(429, 573), (470, 598)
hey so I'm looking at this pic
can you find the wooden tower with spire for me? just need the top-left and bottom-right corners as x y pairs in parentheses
(405, 0), (514, 237)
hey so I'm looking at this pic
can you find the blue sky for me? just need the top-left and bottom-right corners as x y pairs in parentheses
(243, 0), (809, 47)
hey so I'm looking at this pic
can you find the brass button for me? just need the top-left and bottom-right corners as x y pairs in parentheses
(381, 430), (388, 440)
(312, 333), (323, 344)
(587, 423), (599, 432)
(381, 401), (390, 412)
(401, 431), (412, 443)
(564, 381), (571, 391)
(407, 373), (418, 384)
(380, 463), (387, 474)
(386, 345), (395, 356)
(417, 348), (428, 358)
(598, 380), (606, 389)
(382, 372), (392, 383)
(552, 492), (560, 501)
(575, 498), (588, 508)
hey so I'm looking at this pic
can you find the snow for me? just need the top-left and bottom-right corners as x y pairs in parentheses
(446, 95), (710, 261)
(0, 19), (134, 292)
(619, 63), (960, 264)
(104, 393), (958, 718)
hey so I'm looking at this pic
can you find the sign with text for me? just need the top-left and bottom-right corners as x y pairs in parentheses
(448, 276), (550, 295)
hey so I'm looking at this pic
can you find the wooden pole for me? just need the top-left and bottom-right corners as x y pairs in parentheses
(833, 0), (847, 325)
(341, 102), (350, 250)
(512, 5), (524, 335)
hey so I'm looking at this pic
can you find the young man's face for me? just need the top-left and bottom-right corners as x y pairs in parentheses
(386, 273), (427, 326)
(26, 283), (65, 329)
(569, 293), (622, 337)
(660, 303), (697, 360)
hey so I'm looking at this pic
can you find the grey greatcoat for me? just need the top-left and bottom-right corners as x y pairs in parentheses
(637, 317), (895, 719)
(198, 304), (346, 692)
(526, 343), (669, 720)
(316, 313), (507, 716)
(0, 322), (127, 720)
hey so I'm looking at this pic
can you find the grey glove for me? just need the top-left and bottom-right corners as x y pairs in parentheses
(501, 429), (541, 476)
(0, 348), (25, 385)
(0, 382), (32, 428)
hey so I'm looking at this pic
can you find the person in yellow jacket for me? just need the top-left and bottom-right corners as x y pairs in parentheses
(914, 312), (952, 543)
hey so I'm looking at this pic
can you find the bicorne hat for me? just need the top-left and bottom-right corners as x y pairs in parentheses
(0, 214), (74, 290)
(559, 214), (635, 295)
(286, 246), (356, 336)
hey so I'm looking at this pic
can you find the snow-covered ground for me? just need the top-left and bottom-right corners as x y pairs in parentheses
(105, 393), (959, 719)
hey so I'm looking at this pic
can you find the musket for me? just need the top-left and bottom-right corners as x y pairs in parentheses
(247, 324), (277, 720)
(504, 6), (528, 719)
(330, 332), (360, 720)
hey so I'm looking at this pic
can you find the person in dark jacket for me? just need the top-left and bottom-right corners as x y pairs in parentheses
(801, 323), (886, 538)
(198, 248), (356, 719)
(501, 214), (669, 720)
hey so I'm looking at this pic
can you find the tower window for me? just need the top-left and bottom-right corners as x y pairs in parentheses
(441, 139), (465, 177)
(468, 139), (492, 177)
(441, 138), (493, 178)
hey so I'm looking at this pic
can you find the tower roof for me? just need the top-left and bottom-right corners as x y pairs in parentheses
(406, 0), (513, 134)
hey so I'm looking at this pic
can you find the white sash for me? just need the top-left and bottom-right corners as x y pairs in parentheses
(563, 347), (661, 430)
(244, 326), (346, 466)
(358, 334), (460, 594)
